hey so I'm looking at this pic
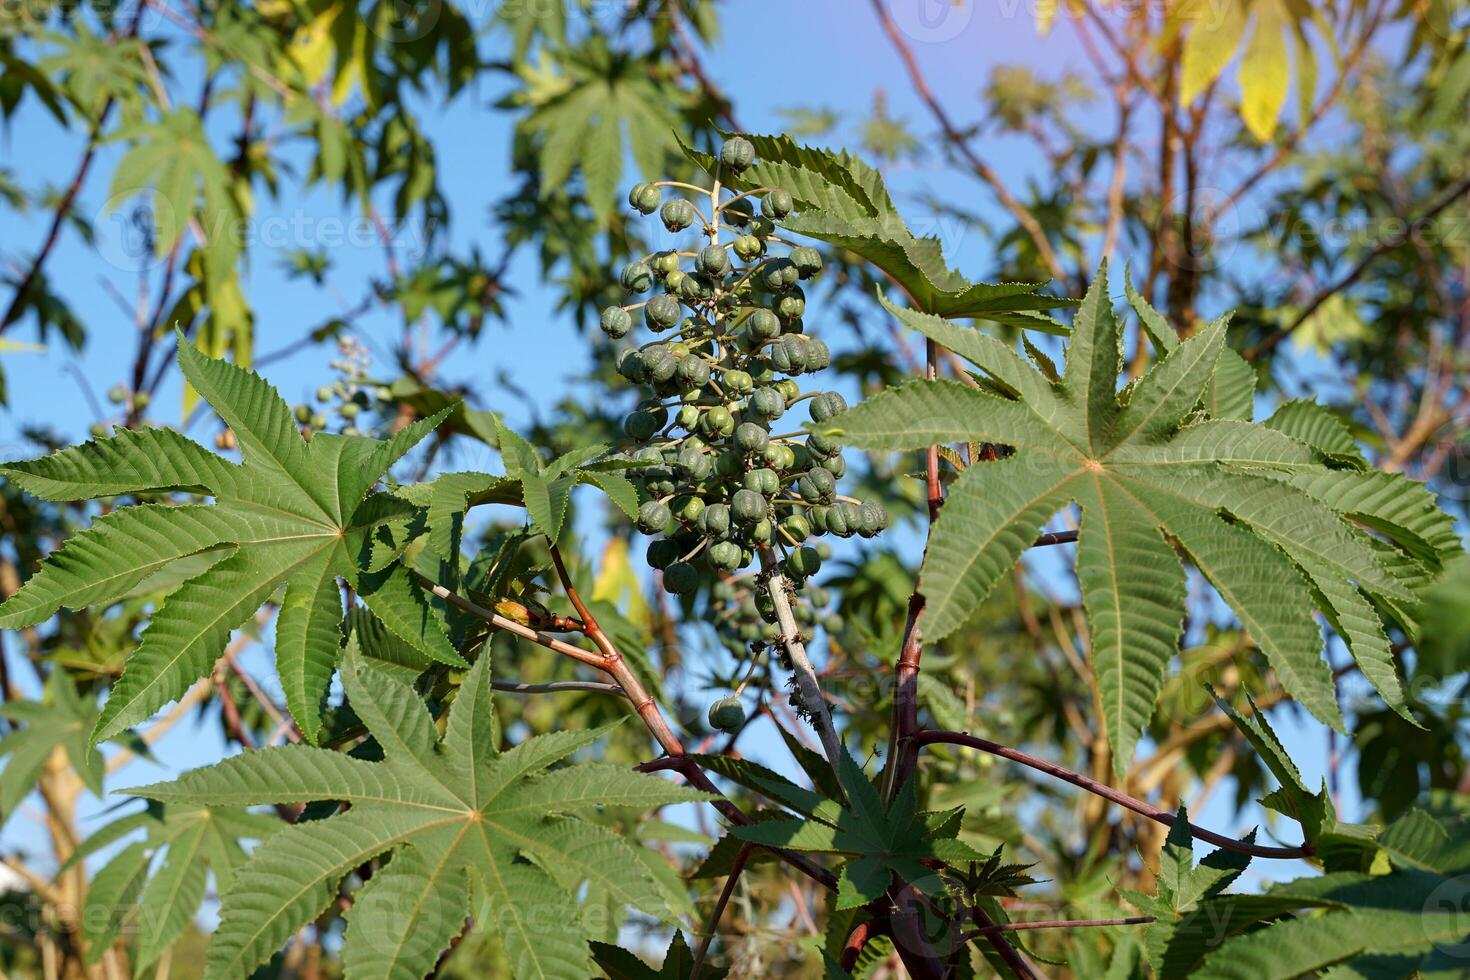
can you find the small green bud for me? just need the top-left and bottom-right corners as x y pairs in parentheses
(708, 695), (746, 732)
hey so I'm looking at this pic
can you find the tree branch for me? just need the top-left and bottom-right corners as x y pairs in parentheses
(915, 729), (1313, 858)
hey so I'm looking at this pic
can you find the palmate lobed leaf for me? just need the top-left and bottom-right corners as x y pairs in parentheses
(0, 333), (455, 743)
(125, 652), (711, 980)
(831, 262), (1463, 773)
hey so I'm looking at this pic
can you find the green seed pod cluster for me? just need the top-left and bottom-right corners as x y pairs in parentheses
(604, 138), (887, 602)
(707, 571), (843, 660)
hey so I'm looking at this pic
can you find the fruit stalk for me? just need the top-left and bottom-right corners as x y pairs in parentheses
(758, 548), (843, 770)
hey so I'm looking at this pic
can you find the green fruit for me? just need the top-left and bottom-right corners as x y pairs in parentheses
(699, 503), (732, 539)
(699, 405), (735, 438)
(652, 251), (681, 275)
(806, 338), (832, 371)
(748, 519), (773, 545)
(697, 245), (731, 277)
(722, 369), (753, 395)
(775, 291), (805, 320)
(771, 335), (809, 375)
(708, 695), (745, 732)
(617, 350), (646, 381)
(661, 198), (698, 232)
(310, 412), (327, 429)
(828, 502), (862, 538)
(747, 309), (781, 340)
(781, 513), (811, 542)
(601, 305), (633, 338)
(621, 261), (654, 293)
(709, 540), (743, 570)
(806, 430), (841, 458)
(776, 380), (801, 403)
(316, 386), (333, 402)
(623, 411), (660, 442)
(719, 136), (756, 172)
(676, 405), (701, 430)
(645, 347), (678, 384)
(734, 422), (769, 454)
(762, 258), (799, 292)
(637, 500), (672, 533)
(823, 613), (845, 634)
(824, 455), (847, 478)
(665, 562), (698, 594)
(743, 468), (780, 496)
(133, 391), (151, 411)
(807, 505), (829, 532)
(797, 468), (835, 503)
(858, 500), (889, 538)
(764, 188), (793, 219)
(755, 589), (777, 623)
(628, 181), (661, 213)
(295, 404), (312, 424)
(677, 356), (712, 388)
(674, 494), (706, 523)
(809, 391), (848, 422)
(678, 272), (711, 301)
(749, 386), (785, 421)
(340, 402), (360, 419)
(713, 451), (743, 479)
(790, 246), (823, 278)
(645, 294), (682, 330)
(731, 488), (767, 523)
(764, 443), (796, 470)
(90, 422), (110, 439)
(107, 383), (128, 404)
(665, 269), (687, 291)
(733, 234), (763, 261)
(677, 446), (712, 481)
(712, 581), (736, 601)
(647, 538), (680, 569)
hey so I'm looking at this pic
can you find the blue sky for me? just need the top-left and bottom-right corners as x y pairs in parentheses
(0, 1), (1364, 892)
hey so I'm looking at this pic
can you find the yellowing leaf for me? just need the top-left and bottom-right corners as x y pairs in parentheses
(1179, 0), (1247, 105)
(1240, 0), (1290, 141)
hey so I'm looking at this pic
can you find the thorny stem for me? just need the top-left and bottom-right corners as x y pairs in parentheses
(757, 548), (845, 774)
(915, 730), (1313, 859)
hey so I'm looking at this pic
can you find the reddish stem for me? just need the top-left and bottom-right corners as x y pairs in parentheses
(915, 729), (1313, 859)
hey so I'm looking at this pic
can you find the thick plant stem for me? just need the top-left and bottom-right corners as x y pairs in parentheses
(757, 548), (844, 771)
(915, 729), (1313, 859)
(548, 545), (684, 756)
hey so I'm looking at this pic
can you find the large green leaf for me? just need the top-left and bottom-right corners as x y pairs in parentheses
(832, 263), (1461, 772)
(125, 652), (710, 980)
(679, 133), (1073, 324)
(0, 673), (106, 822)
(0, 335), (452, 742)
(73, 802), (279, 974)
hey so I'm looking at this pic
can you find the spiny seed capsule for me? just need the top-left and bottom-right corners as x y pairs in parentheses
(644, 295), (681, 330)
(764, 188), (793, 219)
(781, 513), (811, 542)
(637, 500), (672, 534)
(809, 391), (848, 422)
(661, 198), (697, 232)
(722, 369), (753, 394)
(733, 235), (763, 261)
(621, 261), (654, 293)
(697, 245), (731, 276)
(628, 182), (661, 213)
(790, 245), (823, 278)
(747, 309), (781, 341)
(731, 488), (767, 523)
(709, 540), (743, 570)
(719, 136), (756, 172)
(600, 305), (633, 338)
(624, 410), (660, 442)
(708, 696), (746, 732)
(647, 539), (680, 570)
(734, 422), (769, 454)
(665, 562), (698, 594)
